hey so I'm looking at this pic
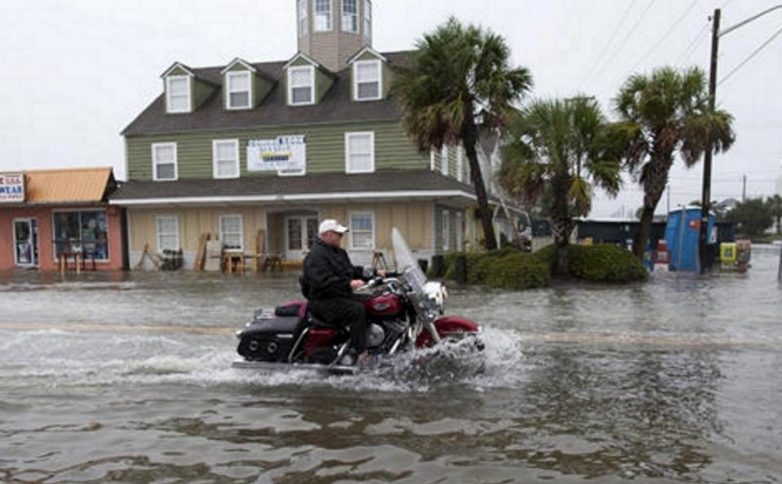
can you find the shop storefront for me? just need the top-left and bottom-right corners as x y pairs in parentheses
(0, 168), (126, 271)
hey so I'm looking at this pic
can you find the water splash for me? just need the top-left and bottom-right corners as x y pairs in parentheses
(0, 327), (527, 393)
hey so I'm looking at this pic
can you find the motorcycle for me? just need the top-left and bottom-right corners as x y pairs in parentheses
(232, 228), (483, 374)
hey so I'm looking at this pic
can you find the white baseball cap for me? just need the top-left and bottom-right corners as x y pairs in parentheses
(318, 219), (349, 235)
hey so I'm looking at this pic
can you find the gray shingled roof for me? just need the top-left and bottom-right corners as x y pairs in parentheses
(122, 51), (413, 136)
(110, 170), (475, 202)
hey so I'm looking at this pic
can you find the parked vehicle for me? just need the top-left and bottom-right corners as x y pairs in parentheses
(233, 228), (483, 374)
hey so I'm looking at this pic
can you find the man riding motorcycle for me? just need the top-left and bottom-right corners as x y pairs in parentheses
(301, 219), (384, 364)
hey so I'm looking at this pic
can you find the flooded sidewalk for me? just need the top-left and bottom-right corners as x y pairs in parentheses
(1, 250), (781, 482)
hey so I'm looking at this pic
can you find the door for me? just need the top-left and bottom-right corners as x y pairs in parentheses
(13, 218), (38, 267)
(285, 216), (319, 261)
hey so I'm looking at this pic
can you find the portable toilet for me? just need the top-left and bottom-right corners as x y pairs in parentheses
(665, 207), (716, 272)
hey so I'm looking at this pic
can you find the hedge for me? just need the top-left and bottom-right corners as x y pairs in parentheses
(567, 244), (648, 282)
(436, 243), (647, 289)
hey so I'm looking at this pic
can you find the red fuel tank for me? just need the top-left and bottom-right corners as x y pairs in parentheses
(364, 293), (403, 318)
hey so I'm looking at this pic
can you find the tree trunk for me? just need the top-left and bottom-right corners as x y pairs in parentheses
(550, 174), (572, 275)
(633, 204), (655, 260)
(462, 118), (498, 251)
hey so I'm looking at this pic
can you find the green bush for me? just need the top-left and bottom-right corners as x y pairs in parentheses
(532, 243), (558, 274)
(442, 251), (467, 280)
(485, 252), (551, 290)
(568, 244), (648, 282)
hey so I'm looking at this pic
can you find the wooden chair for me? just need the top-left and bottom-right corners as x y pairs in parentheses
(244, 230), (284, 273)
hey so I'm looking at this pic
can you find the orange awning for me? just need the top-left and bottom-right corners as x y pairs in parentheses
(24, 167), (114, 204)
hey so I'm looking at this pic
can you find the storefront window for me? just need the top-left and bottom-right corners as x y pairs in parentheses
(53, 211), (109, 260)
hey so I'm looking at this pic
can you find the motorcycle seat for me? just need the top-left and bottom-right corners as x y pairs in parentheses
(306, 312), (337, 329)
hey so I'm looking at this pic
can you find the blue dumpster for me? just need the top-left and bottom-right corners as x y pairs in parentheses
(665, 208), (716, 272)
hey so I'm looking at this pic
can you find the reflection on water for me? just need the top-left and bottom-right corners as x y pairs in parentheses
(0, 250), (781, 482)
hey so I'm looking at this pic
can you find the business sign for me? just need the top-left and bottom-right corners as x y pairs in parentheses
(247, 135), (306, 172)
(0, 172), (24, 203)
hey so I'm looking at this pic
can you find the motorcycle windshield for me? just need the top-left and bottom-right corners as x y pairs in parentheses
(391, 227), (427, 296)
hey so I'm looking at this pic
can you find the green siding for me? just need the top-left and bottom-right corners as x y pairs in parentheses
(192, 79), (215, 110)
(314, 69), (333, 102)
(382, 62), (394, 98)
(168, 66), (189, 76)
(254, 75), (274, 106)
(126, 121), (428, 180)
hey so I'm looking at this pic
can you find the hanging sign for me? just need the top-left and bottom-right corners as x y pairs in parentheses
(247, 135), (306, 172)
(0, 173), (24, 203)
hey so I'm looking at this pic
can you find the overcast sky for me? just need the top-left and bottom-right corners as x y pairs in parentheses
(1, 0), (781, 216)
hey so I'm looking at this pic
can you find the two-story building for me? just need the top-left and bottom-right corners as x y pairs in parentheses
(112, 0), (502, 269)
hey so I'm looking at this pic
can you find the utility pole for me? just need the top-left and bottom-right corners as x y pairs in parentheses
(698, 8), (720, 274)
(698, 4), (782, 274)
(742, 174), (747, 202)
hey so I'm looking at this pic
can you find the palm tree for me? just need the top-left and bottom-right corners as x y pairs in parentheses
(614, 66), (735, 259)
(769, 194), (782, 235)
(499, 97), (622, 274)
(393, 17), (532, 251)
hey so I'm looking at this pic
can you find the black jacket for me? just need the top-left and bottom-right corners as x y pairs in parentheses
(301, 239), (368, 300)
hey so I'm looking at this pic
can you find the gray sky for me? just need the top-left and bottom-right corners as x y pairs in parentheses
(1, 0), (781, 217)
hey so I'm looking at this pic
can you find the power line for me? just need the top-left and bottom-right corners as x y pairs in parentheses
(718, 24), (782, 85)
(676, 20), (710, 66)
(592, 0), (659, 88)
(581, 0), (640, 85)
(629, 0), (700, 73)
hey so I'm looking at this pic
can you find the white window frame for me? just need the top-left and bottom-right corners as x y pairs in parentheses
(363, 0), (371, 41)
(342, 0), (358, 33)
(156, 215), (180, 252)
(212, 139), (240, 179)
(353, 59), (382, 101)
(442, 209), (450, 251)
(219, 214), (244, 251)
(288, 65), (315, 106)
(456, 146), (464, 182)
(349, 210), (375, 250)
(298, 0), (309, 36)
(165, 75), (191, 113)
(225, 71), (252, 110)
(151, 142), (178, 182)
(314, 0), (332, 31)
(441, 145), (449, 176)
(345, 131), (375, 174)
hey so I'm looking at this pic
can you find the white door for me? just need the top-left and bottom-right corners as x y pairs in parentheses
(13, 218), (38, 267)
(285, 216), (319, 261)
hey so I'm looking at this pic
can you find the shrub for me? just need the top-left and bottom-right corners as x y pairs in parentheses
(568, 244), (648, 282)
(485, 252), (551, 290)
(442, 251), (467, 280)
(532, 243), (558, 274)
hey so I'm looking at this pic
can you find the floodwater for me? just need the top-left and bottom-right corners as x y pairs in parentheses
(1, 248), (781, 483)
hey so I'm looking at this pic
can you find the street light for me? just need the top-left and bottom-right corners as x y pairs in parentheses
(698, 4), (782, 274)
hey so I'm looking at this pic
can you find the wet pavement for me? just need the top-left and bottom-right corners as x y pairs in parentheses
(1, 248), (781, 483)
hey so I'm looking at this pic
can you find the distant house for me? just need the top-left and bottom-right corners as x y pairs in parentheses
(110, 0), (513, 269)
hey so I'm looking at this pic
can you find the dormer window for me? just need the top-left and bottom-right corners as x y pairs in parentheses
(314, 0), (332, 31)
(166, 75), (191, 113)
(342, 0), (358, 33)
(354, 60), (381, 101)
(288, 65), (314, 105)
(226, 71), (252, 110)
